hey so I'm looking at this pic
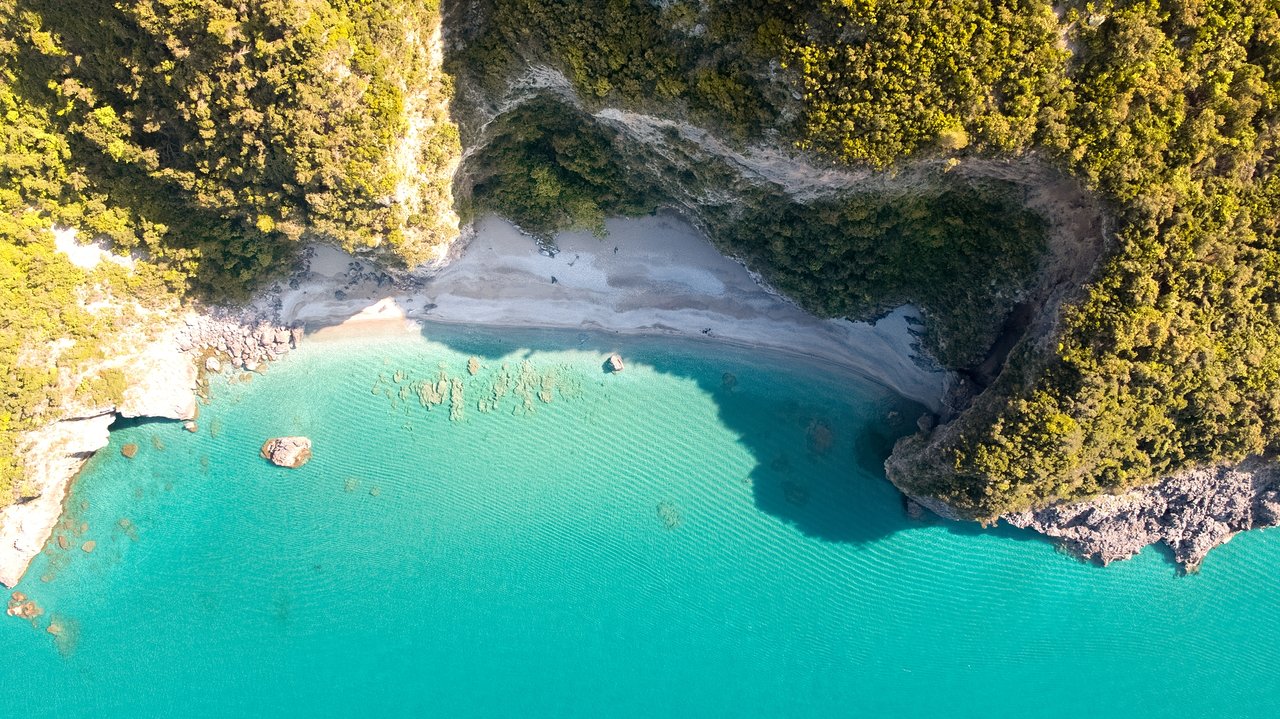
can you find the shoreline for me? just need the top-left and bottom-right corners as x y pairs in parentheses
(2, 213), (947, 590)
(1, 314), (293, 588)
(310, 312), (935, 406)
(7, 213), (1274, 587)
(292, 214), (950, 411)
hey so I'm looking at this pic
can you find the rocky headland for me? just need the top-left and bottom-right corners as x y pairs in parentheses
(1001, 459), (1280, 571)
(0, 309), (302, 588)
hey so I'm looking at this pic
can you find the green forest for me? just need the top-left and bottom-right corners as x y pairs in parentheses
(4, 0), (1280, 521)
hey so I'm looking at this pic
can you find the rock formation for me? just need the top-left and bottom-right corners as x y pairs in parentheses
(116, 335), (199, 421)
(607, 353), (624, 373)
(175, 313), (302, 373)
(6, 592), (42, 622)
(1001, 458), (1280, 571)
(260, 437), (313, 468)
(0, 412), (114, 587)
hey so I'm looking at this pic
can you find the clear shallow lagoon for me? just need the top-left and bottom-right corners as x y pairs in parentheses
(3, 327), (1278, 717)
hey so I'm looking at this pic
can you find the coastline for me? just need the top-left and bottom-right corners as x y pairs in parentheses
(2, 213), (946, 589)
(292, 214), (949, 410)
(7, 212), (1277, 587)
(1, 315), (294, 588)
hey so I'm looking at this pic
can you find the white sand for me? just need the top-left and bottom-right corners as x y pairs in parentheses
(0, 213), (947, 588)
(285, 215), (948, 409)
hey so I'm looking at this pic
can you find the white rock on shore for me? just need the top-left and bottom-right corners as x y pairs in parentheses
(117, 335), (199, 420)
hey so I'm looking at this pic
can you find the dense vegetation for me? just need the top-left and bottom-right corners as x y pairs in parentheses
(0, 0), (454, 499)
(451, 0), (792, 138)
(458, 0), (1280, 518)
(712, 185), (1045, 368)
(895, 1), (1280, 516)
(469, 99), (665, 237)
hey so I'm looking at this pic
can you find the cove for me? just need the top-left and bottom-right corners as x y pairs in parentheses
(2, 326), (1277, 718)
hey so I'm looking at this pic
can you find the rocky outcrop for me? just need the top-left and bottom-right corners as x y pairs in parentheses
(607, 353), (624, 373)
(260, 437), (312, 468)
(6, 592), (42, 622)
(175, 313), (302, 372)
(1001, 458), (1280, 571)
(0, 411), (115, 587)
(117, 335), (198, 421)
(1, 307), (305, 589)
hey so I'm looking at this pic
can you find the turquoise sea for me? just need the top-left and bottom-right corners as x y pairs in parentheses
(2, 326), (1278, 717)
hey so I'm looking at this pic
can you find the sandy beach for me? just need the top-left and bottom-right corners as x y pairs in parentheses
(1, 213), (947, 589)
(286, 214), (948, 410)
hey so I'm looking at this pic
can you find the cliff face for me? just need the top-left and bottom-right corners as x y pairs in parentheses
(0, 329), (198, 588)
(447, 51), (1105, 369)
(0, 305), (309, 587)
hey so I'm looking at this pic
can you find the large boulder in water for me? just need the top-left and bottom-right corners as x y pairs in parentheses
(260, 437), (312, 468)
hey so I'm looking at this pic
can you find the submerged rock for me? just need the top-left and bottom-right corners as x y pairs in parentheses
(657, 501), (682, 530)
(6, 592), (42, 622)
(260, 436), (313, 468)
(121, 443), (138, 459)
(806, 419), (834, 455)
(117, 518), (138, 541)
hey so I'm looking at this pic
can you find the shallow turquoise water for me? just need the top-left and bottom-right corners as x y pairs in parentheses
(3, 326), (1278, 717)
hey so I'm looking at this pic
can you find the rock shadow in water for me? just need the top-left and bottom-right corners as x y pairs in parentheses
(425, 324), (926, 546)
